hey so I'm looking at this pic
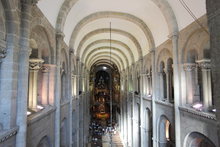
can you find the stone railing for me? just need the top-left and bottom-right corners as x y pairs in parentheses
(0, 126), (18, 143)
(155, 99), (174, 108)
(179, 106), (216, 120)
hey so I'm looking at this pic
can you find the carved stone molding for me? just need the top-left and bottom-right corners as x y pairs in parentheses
(155, 100), (174, 108)
(29, 58), (44, 70)
(179, 106), (216, 121)
(196, 59), (211, 70)
(41, 65), (50, 73)
(183, 63), (196, 71)
(0, 127), (18, 143)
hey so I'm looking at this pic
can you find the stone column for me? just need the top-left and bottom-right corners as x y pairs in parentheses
(48, 64), (56, 105)
(150, 49), (158, 147)
(68, 50), (73, 146)
(148, 72), (152, 96)
(76, 58), (81, 147)
(166, 67), (173, 102)
(54, 32), (64, 147)
(140, 72), (145, 147)
(171, 34), (181, 147)
(197, 59), (212, 110)
(145, 73), (149, 96)
(41, 64), (50, 105)
(206, 1), (220, 143)
(28, 58), (44, 110)
(131, 64), (135, 147)
(158, 71), (164, 99)
(183, 63), (196, 104)
(15, 1), (38, 146)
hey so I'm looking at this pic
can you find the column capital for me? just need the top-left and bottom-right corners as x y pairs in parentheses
(69, 48), (74, 54)
(168, 31), (179, 40)
(0, 40), (6, 62)
(29, 58), (44, 70)
(21, 0), (39, 5)
(183, 63), (197, 71)
(41, 64), (51, 73)
(56, 32), (65, 41)
(196, 59), (211, 69)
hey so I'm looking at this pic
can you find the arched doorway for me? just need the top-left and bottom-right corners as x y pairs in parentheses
(158, 115), (174, 147)
(144, 108), (152, 147)
(184, 132), (216, 147)
(133, 102), (141, 147)
(37, 136), (50, 147)
(60, 118), (68, 147)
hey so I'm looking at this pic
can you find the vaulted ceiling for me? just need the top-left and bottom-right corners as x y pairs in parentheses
(37, 0), (206, 71)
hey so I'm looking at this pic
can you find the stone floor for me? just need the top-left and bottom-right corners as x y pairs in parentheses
(88, 132), (123, 147)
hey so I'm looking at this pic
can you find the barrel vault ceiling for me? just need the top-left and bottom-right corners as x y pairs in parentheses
(37, 0), (206, 71)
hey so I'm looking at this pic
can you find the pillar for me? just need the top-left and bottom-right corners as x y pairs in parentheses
(206, 0), (220, 143)
(166, 67), (173, 102)
(183, 63), (196, 104)
(41, 64), (50, 105)
(147, 72), (152, 96)
(158, 70), (165, 99)
(140, 72), (145, 147)
(151, 49), (158, 147)
(16, 1), (37, 146)
(28, 58), (44, 110)
(171, 33), (181, 147)
(197, 59), (212, 110)
(48, 64), (56, 105)
(54, 32), (64, 147)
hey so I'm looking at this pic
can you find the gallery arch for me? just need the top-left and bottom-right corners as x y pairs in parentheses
(184, 132), (216, 147)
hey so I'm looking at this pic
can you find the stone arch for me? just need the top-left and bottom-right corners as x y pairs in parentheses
(56, 0), (178, 39)
(30, 25), (54, 64)
(150, 0), (178, 35)
(56, 0), (79, 32)
(0, 0), (18, 63)
(89, 56), (122, 71)
(37, 136), (51, 147)
(91, 59), (118, 71)
(184, 132), (216, 147)
(82, 46), (130, 66)
(30, 16), (56, 50)
(157, 115), (174, 147)
(85, 51), (127, 69)
(69, 11), (155, 53)
(182, 28), (209, 63)
(1, 0), (18, 34)
(60, 118), (68, 147)
(76, 28), (142, 59)
(80, 39), (135, 62)
(156, 48), (172, 72)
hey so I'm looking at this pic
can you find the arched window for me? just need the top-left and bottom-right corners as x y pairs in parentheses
(184, 132), (216, 147)
(37, 136), (51, 147)
(158, 115), (175, 147)
(184, 49), (200, 104)
(61, 62), (66, 101)
(159, 61), (167, 100)
(167, 58), (174, 103)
